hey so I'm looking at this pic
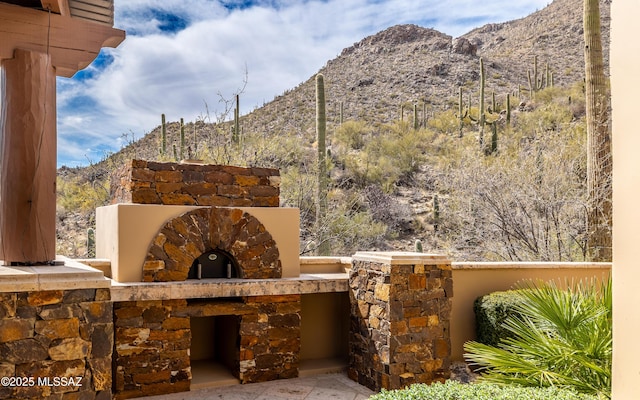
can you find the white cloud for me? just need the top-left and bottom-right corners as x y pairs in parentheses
(56, 0), (549, 167)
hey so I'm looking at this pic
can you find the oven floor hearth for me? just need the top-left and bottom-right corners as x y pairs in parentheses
(190, 358), (348, 390)
(299, 357), (348, 377)
(190, 359), (240, 389)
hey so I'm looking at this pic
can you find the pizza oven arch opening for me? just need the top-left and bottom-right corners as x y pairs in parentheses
(187, 249), (240, 279)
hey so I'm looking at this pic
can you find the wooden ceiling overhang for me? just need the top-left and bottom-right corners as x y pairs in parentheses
(0, 0), (125, 77)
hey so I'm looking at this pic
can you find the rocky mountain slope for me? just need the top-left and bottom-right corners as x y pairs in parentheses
(56, 0), (611, 257)
(235, 0), (610, 142)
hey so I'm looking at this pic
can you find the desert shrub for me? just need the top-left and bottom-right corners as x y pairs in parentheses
(280, 167), (316, 224)
(344, 146), (397, 191)
(434, 91), (587, 261)
(362, 185), (413, 235)
(427, 109), (460, 135)
(465, 278), (612, 398)
(304, 190), (387, 255)
(343, 121), (428, 190)
(322, 203), (387, 255)
(281, 167), (387, 255)
(197, 128), (309, 169)
(57, 175), (110, 214)
(333, 120), (370, 151)
(370, 380), (597, 400)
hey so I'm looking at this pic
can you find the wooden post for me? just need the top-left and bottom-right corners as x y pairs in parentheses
(0, 49), (57, 264)
(0, 2), (123, 264)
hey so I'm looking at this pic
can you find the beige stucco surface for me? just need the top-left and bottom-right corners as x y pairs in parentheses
(450, 263), (611, 361)
(611, 2), (640, 398)
(300, 293), (349, 362)
(96, 204), (300, 282)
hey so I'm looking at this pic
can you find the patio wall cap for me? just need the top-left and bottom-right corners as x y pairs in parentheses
(299, 256), (353, 265)
(452, 261), (612, 270)
(352, 251), (450, 265)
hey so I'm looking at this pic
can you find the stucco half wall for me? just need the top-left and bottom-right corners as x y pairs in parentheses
(96, 204), (300, 282)
(450, 262), (611, 361)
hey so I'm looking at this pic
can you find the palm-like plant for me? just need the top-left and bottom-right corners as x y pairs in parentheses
(464, 278), (612, 399)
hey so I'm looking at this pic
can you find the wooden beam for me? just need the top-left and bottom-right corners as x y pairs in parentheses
(0, 2), (125, 77)
(40, 0), (70, 16)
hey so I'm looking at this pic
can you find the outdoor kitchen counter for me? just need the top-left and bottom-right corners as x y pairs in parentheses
(0, 257), (110, 292)
(109, 273), (349, 301)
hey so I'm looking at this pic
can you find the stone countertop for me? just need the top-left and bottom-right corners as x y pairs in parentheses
(110, 273), (348, 302)
(0, 257), (110, 292)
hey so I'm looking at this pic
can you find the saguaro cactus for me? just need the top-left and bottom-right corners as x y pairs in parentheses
(466, 59), (502, 154)
(467, 58), (488, 148)
(433, 194), (440, 232)
(233, 94), (240, 144)
(316, 74), (330, 256)
(489, 123), (498, 155)
(192, 124), (198, 158)
(584, 0), (611, 261)
(160, 113), (167, 155)
(527, 55), (551, 97)
(423, 102), (428, 126)
(457, 87), (469, 137)
(478, 58), (486, 147)
(179, 118), (185, 160)
(87, 228), (95, 258)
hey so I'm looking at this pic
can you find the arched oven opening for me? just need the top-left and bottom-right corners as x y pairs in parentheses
(187, 249), (240, 279)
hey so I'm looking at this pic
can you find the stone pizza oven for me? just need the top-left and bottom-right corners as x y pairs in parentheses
(94, 160), (453, 399)
(100, 159), (299, 283)
(98, 160), (306, 398)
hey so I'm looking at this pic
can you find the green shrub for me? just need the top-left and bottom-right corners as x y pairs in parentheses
(474, 290), (526, 347)
(465, 278), (612, 398)
(57, 176), (110, 214)
(370, 380), (597, 400)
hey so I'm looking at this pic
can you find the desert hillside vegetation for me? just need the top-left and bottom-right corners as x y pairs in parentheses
(56, 0), (610, 261)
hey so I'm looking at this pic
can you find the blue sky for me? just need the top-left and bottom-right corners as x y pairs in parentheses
(56, 0), (550, 167)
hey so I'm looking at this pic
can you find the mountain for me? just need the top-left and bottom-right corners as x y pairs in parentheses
(234, 0), (609, 142)
(56, 0), (611, 258)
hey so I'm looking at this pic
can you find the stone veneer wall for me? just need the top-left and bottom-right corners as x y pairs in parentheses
(0, 289), (113, 400)
(111, 160), (280, 207)
(142, 208), (281, 282)
(348, 253), (453, 391)
(113, 299), (191, 399)
(238, 295), (301, 383)
(113, 295), (301, 399)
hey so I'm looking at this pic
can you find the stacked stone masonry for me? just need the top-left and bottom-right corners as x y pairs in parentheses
(0, 289), (113, 400)
(113, 295), (300, 399)
(348, 256), (453, 391)
(113, 299), (191, 399)
(110, 160), (280, 207)
(142, 207), (281, 282)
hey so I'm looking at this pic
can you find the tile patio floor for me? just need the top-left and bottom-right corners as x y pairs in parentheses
(138, 372), (375, 400)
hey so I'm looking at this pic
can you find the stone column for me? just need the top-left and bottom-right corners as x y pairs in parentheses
(348, 252), (453, 391)
(239, 294), (301, 383)
(0, 49), (57, 264)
